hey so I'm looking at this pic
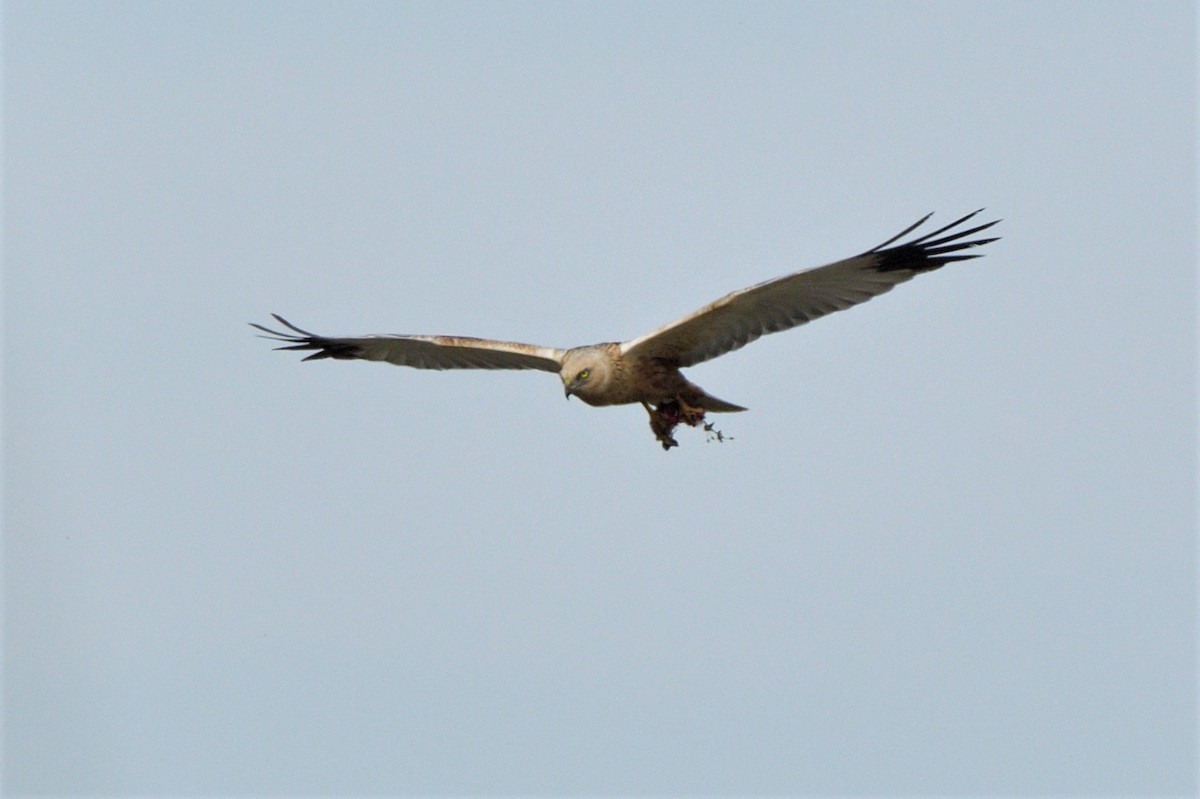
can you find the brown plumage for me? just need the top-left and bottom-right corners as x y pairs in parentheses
(252, 210), (999, 449)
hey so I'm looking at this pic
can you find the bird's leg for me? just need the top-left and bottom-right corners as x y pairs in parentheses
(642, 401), (679, 450)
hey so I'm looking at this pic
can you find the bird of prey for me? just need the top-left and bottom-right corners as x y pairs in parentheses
(252, 210), (999, 450)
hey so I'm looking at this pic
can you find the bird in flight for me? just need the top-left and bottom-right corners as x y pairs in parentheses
(253, 210), (999, 450)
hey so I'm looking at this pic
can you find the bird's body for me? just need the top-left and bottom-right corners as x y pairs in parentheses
(253, 210), (999, 449)
(559, 343), (745, 411)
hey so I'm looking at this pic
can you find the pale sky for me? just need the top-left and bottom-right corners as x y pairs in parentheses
(4, 2), (1196, 795)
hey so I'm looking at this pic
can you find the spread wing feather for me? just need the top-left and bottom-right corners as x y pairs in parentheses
(619, 210), (999, 366)
(250, 314), (564, 372)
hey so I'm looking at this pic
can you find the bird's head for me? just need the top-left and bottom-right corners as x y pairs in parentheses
(560, 348), (612, 404)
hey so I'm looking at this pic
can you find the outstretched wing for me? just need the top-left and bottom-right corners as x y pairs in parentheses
(620, 210), (1000, 367)
(251, 314), (565, 372)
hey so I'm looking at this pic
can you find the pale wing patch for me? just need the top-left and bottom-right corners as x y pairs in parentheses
(621, 211), (998, 367)
(620, 258), (909, 366)
(251, 315), (564, 372)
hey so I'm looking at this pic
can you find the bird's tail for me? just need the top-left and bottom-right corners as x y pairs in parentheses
(694, 391), (747, 413)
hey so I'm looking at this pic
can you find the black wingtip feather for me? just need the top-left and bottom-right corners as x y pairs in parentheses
(250, 314), (363, 360)
(869, 210), (1000, 274)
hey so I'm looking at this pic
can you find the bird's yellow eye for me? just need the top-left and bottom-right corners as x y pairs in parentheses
(576, 369), (590, 382)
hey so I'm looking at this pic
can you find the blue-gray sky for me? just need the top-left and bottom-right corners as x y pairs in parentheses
(4, 2), (1196, 795)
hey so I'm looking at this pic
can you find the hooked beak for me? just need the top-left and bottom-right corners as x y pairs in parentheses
(564, 385), (573, 400)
